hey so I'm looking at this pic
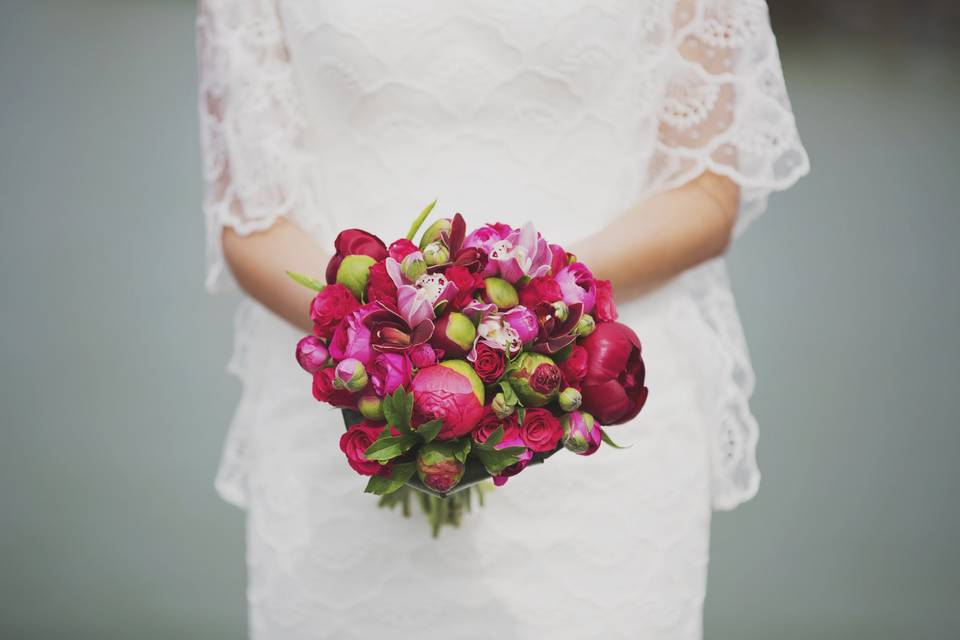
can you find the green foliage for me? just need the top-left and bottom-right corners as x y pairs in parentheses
(285, 270), (325, 292)
(599, 426), (630, 449)
(406, 199), (438, 241)
(363, 425), (419, 462)
(364, 462), (417, 496)
(382, 388), (414, 434)
(416, 419), (443, 443)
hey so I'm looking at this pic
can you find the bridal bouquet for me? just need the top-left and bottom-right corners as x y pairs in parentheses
(290, 202), (648, 535)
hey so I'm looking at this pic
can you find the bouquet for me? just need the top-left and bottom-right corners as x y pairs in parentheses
(289, 202), (649, 535)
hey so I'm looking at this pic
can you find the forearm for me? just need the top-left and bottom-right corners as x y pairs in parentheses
(222, 218), (329, 334)
(572, 171), (740, 300)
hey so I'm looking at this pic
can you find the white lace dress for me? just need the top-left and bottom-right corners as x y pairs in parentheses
(196, 2), (807, 638)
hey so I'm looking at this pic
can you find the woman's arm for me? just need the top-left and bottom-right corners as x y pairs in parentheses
(572, 170), (740, 300)
(222, 218), (329, 334)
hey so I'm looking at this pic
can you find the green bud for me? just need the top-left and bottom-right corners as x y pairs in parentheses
(483, 277), (519, 310)
(336, 254), (376, 300)
(333, 360), (368, 393)
(419, 218), (452, 250)
(491, 392), (515, 419)
(358, 395), (384, 421)
(417, 441), (466, 493)
(434, 311), (477, 356)
(400, 252), (427, 281)
(575, 314), (596, 338)
(558, 387), (582, 412)
(552, 300), (569, 322)
(506, 352), (561, 408)
(422, 241), (450, 267)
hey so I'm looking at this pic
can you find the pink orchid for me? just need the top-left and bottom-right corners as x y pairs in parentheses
(488, 222), (553, 284)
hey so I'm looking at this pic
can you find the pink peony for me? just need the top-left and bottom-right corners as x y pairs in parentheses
(410, 361), (485, 440)
(555, 262), (597, 314)
(369, 353), (412, 397)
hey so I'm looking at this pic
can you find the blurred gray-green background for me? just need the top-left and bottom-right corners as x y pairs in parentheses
(1, 1), (958, 638)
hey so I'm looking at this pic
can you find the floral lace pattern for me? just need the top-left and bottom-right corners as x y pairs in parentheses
(197, 1), (807, 636)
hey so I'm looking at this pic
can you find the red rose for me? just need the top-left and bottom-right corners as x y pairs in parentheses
(388, 238), (419, 262)
(339, 421), (387, 476)
(594, 279), (618, 323)
(580, 321), (648, 425)
(559, 345), (588, 385)
(325, 229), (388, 283)
(312, 368), (357, 408)
(519, 408), (563, 453)
(367, 260), (397, 305)
(472, 343), (507, 384)
(445, 265), (480, 310)
(472, 408), (520, 444)
(530, 362), (562, 395)
(310, 284), (360, 339)
(518, 276), (563, 308)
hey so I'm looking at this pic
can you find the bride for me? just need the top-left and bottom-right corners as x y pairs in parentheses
(196, 1), (807, 638)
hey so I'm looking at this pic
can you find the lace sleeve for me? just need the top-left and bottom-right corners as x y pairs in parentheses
(196, 0), (321, 293)
(646, 0), (809, 235)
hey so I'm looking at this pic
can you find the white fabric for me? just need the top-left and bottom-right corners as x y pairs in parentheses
(197, 1), (807, 638)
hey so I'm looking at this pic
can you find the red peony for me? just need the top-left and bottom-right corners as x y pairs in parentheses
(325, 229), (388, 284)
(518, 276), (563, 308)
(594, 279), (618, 322)
(519, 408), (563, 453)
(580, 321), (648, 425)
(445, 265), (481, 310)
(559, 345), (589, 385)
(472, 343), (506, 384)
(367, 260), (398, 304)
(530, 362), (562, 395)
(339, 421), (388, 476)
(310, 284), (360, 339)
(388, 238), (419, 262)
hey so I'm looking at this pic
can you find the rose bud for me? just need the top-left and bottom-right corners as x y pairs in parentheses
(339, 421), (387, 476)
(369, 353), (412, 397)
(422, 241), (450, 267)
(400, 252), (427, 282)
(580, 321), (649, 425)
(408, 343), (439, 369)
(506, 353), (562, 407)
(503, 306), (539, 344)
(416, 441), (466, 493)
(483, 277), (519, 310)
(558, 387), (582, 412)
(333, 358), (368, 393)
(560, 411), (601, 456)
(358, 394), (385, 421)
(430, 311), (477, 359)
(418, 218), (452, 250)
(574, 313), (596, 337)
(490, 392), (515, 419)
(411, 361), (486, 439)
(335, 254), (377, 300)
(295, 335), (329, 374)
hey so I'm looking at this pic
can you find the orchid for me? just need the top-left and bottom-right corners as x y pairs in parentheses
(488, 222), (553, 284)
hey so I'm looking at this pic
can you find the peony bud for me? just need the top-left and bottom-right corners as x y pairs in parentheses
(430, 311), (477, 359)
(575, 313), (596, 337)
(408, 343), (439, 369)
(336, 254), (376, 300)
(358, 394), (384, 421)
(503, 306), (539, 344)
(295, 336), (328, 374)
(491, 392), (515, 419)
(552, 300), (569, 322)
(560, 411), (601, 456)
(422, 241), (450, 267)
(483, 277), (519, 310)
(416, 441), (466, 493)
(400, 252), (427, 282)
(558, 387), (582, 412)
(419, 218), (452, 250)
(506, 352), (561, 407)
(333, 358), (368, 393)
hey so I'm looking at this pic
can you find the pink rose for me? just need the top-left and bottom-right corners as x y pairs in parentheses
(328, 304), (377, 366)
(370, 353), (412, 396)
(310, 284), (360, 339)
(519, 408), (563, 453)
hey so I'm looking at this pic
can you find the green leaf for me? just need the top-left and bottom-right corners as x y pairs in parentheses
(416, 419), (443, 443)
(382, 388), (413, 434)
(474, 446), (525, 475)
(498, 381), (518, 407)
(363, 431), (420, 462)
(599, 426), (630, 450)
(453, 438), (472, 464)
(405, 199), (438, 241)
(516, 407), (526, 425)
(286, 270), (325, 292)
(364, 462), (417, 496)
